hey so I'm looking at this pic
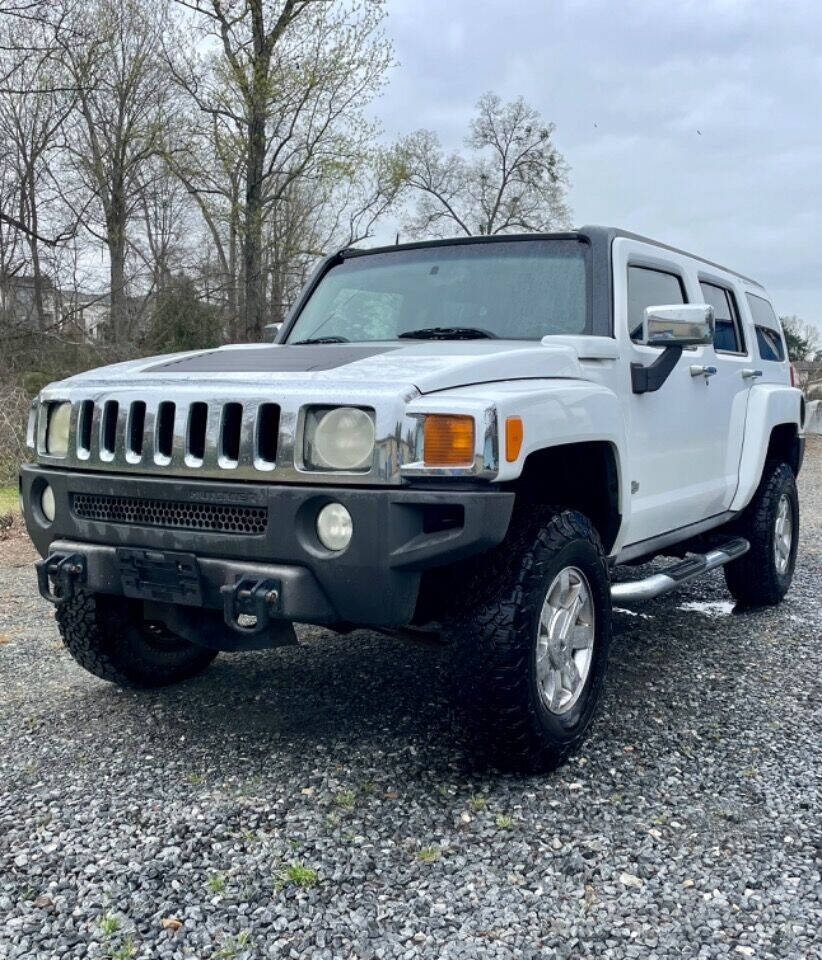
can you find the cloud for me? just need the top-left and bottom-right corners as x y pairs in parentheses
(372, 0), (822, 325)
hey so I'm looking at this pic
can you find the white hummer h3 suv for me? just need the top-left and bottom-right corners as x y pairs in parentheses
(21, 227), (805, 771)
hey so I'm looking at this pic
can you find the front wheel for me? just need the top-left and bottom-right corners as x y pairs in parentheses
(56, 590), (218, 687)
(724, 461), (799, 607)
(445, 507), (612, 773)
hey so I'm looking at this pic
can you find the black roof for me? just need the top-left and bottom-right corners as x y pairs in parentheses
(340, 225), (763, 289)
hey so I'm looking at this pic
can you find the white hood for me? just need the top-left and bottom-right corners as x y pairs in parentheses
(59, 338), (604, 396)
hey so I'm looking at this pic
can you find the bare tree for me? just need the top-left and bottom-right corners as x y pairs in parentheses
(51, 0), (170, 342)
(171, 0), (394, 339)
(397, 92), (571, 239)
(0, 15), (74, 328)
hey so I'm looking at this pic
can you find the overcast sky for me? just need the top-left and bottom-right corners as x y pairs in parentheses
(369, 0), (821, 327)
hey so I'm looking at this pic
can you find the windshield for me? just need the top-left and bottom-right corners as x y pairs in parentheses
(286, 239), (590, 343)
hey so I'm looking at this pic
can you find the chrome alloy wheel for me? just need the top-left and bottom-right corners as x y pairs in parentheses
(535, 566), (596, 716)
(774, 493), (793, 575)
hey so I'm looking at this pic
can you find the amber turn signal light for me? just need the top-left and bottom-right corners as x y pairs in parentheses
(423, 415), (475, 467)
(505, 416), (523, 462)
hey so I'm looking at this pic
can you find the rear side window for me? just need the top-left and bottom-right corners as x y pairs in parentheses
(699, 281), (745, 353)
(755, 326), (785, 362)
(628, 266), (687, 342)
(746, 293), (785, 362)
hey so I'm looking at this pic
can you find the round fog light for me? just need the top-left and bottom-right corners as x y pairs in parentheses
(316, 502), (353, 552)
(41, 483), (56, 522)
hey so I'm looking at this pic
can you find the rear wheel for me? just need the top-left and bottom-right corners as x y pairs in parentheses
(724, 461), (799, 606)
(56, 590), (218, 687)
(445, 507), (612, 772)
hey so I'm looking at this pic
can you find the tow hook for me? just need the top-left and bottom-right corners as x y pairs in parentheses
(35, 553), (87, 605)
(220, 577), (282, 635)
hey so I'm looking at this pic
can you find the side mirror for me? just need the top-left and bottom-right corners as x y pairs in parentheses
(642, 304), (714, 347)
(263, 322), (283, 343)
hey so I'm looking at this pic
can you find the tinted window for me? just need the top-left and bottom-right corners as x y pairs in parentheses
(628, 266), (687, 341)
(746, 293), (785, 362)
(755, 326), (785, 362)
(699, 281), (744, 353)
(287, 240), (590, 343)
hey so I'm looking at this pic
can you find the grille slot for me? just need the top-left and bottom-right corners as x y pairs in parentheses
(220, 402), (243, 465)
(128, 401), (146, 457)
(156, 402), (175, 459)
(187, 402), (208, 463)
(101, 401), (118, 455)
(78, 400), (94, 454)
(72, 492), (267, 534)
(256, 403), (280, 466)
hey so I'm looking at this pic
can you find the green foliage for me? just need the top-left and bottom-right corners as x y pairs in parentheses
(99, 913), (121, 938)
(142, 277), (223, 355)
(275, 861), (318, 890)
(417, 846), (442, 863)
(207, 872), (227, 894)
(21, 372), (51, 396)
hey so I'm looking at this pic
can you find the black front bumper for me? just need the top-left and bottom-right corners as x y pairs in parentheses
(20, 465), (514, 627)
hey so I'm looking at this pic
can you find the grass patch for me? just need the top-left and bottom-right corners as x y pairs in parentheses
(214, 930), (250, 958)
(0, 485), (19, 515)
(417, 846), (442, 863)
(276, 861), (318, 891)
(335, 790), (356, 810)
(99, 913), (121, 938)
(469, 794), (487, 812)
(108, 939), (136, 960)
(206, 872), (227, 894)
(494, 814), (514, 830)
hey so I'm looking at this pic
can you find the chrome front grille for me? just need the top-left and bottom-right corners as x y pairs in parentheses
(37, 393), (283, 481)
(33, 380), (425, 485)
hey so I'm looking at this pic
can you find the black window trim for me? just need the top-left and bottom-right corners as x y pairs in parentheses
(746, 292), (786, 363)
(627, 263), (689, 346)
(698, 278), (747, 357)
(283, 235), (596, 344)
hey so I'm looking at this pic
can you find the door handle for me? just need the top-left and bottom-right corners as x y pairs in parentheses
(742, 368), (763, 379)
(689, 364), (717, 378)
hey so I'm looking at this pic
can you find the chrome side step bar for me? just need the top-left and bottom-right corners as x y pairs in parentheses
(611, 537), (750, 604)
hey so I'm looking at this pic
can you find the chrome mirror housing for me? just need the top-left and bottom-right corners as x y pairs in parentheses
(642, 304), (714, 347)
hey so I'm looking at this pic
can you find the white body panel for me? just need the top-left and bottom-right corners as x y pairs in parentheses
(41, 230), (803, 561)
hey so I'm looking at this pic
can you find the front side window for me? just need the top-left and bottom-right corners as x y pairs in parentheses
(746, 293), (785, 362)
(286, 240), (590, 343)
(628, 266), (687, 342)
(699, 281), (745, 353)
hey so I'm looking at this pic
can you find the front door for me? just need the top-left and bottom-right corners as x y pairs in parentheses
(613, 239), (750, 547)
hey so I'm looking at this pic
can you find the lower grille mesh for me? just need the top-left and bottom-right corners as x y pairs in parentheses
(72, 492), (267, 535)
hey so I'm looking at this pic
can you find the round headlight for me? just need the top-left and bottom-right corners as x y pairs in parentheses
(46, 402), (71, 457)
(309, 407), (375, 471)
(316, 502), (353, 552)
(41, 483), (55, 522)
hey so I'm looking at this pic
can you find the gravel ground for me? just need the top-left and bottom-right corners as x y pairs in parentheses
(1, 441), (820, 960)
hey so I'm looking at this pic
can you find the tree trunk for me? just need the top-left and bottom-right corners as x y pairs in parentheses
(25, 167), (47, 332)
(243, 105), (266, 341)
(108, 178), (128, 343)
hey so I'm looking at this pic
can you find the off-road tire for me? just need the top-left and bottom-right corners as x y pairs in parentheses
(445, 507), (612, 773)
(56, 590), (218, 687)
(724, 461), (799, 606)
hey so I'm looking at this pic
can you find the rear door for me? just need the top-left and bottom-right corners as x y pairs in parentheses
(696, 276), (753, 508)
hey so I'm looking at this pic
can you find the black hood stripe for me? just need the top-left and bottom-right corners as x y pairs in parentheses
(147, 344), (398, 374)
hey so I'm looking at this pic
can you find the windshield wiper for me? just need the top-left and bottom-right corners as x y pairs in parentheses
(292, 335), (350, 345)
(398, 326), (497, 340)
